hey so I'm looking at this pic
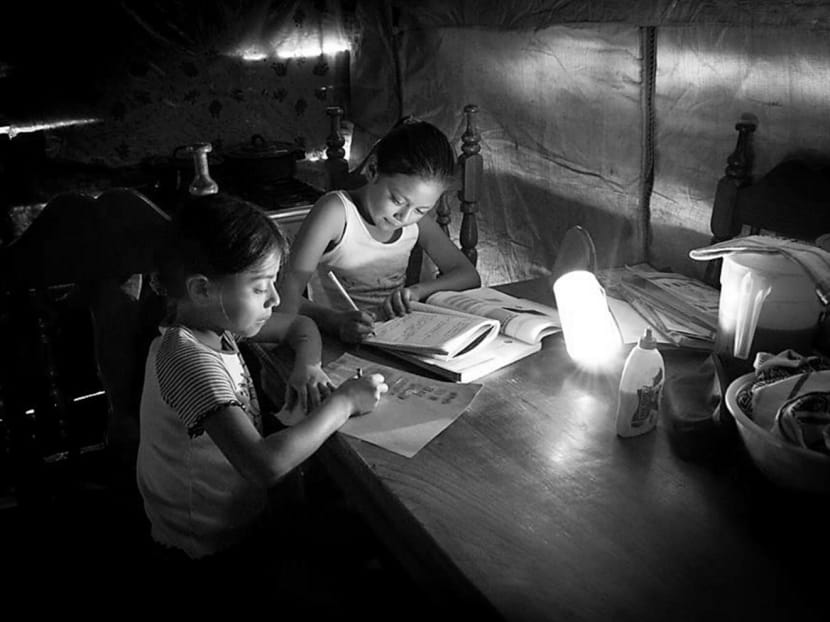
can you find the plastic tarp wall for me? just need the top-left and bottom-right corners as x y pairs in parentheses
(653, 25), (830, 278)
(1, 1), (353, 167)
(351, 16), (645, 286)
(349, 1), (830, 286)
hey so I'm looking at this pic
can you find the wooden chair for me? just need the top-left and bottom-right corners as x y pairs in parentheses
(324, 104), (483, 283)
(0, 188), (170, 503)
(704, 116), (830, 286)
(703, 118), (830, 393)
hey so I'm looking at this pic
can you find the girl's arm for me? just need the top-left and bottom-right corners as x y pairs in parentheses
(204, 373), (387, 488)
(383, 216), (481, 316)
(277, 194), (374, 341)
(277, 193), (345, 318)
(255, 312), (321, 370)
(254, 312), (334, 411)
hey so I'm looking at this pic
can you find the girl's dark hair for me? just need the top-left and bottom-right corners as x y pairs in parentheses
(372, 118), (456, 184)
(156, 194), (288, 299)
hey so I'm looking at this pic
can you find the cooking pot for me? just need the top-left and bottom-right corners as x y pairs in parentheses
(142, 144), (225, 203)
(222, 135), (305, 181)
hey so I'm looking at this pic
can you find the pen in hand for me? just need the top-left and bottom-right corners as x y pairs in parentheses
(327, 270), (376, 337)
(327, 270), (360, 312)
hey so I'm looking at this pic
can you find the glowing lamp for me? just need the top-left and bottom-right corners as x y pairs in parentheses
(553, 270), (621, 369)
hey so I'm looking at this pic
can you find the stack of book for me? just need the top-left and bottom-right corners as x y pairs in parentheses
(599, 264), (720, 350)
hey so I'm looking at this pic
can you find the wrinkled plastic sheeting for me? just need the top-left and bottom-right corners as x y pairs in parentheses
(3, 0), (352, 166)
(389, 0), (830, 29)
(353, 23), (645, 286)
(650, 24), (830, 279)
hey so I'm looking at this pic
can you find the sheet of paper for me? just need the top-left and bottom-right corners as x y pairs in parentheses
(325, 352), (482, 458)
(606, 295), (672, 344)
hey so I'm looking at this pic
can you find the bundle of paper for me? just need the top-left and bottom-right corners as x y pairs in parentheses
(611, 265), (719, 350)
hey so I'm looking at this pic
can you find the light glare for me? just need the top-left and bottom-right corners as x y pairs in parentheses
(553, 270), (621, 370)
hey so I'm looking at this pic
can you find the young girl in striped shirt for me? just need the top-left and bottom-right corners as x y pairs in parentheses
(136, 194), (387, 564)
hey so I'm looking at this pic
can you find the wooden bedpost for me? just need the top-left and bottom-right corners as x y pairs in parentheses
(703, 116), (756, 285)
(710, 117), (756, 243)
(458, 104), (482, 267)
(325, 106), (349, 190)
(434, 193), (452, 238)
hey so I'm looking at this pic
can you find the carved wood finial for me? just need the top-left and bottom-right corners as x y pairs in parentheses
(461, 104), (481, 158)
(325, 106), (346, 160)
(325, 106), (349, 189)
(704, 115), (759, 286)
(458, 104), (482, 267)
(725, 116), (757, 182)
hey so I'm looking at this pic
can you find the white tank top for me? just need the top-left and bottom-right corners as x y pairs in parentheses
(308, 190), (418, 311)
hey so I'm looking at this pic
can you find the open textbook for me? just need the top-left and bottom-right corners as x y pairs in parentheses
(363, 307), (500, 359)
(369, 287), (561, 382)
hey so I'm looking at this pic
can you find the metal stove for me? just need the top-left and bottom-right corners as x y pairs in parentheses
(222, 176), (323, 234)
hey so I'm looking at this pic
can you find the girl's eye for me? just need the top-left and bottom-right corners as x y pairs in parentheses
(391, 195), (404, 206)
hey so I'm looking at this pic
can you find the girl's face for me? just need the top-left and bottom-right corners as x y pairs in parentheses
(363, 172), (447, 233)
(215, 251), (281, 337)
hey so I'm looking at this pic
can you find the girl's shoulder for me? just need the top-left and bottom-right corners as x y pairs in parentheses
(158, 326), (236, 360)
(313, 189), (352, 213)
(302, 190), (351, 237)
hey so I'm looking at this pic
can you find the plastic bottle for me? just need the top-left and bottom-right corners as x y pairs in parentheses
(615, 328), (665, 438)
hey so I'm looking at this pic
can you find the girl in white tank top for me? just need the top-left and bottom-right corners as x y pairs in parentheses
(278, 119), (481, 343)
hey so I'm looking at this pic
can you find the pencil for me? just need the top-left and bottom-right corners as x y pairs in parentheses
(327, 270), (360, 312)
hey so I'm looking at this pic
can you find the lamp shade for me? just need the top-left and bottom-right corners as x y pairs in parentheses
(553, 270), (621, 368)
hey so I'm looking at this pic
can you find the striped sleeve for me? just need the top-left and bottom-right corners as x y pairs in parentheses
(155, 328), (242, 435)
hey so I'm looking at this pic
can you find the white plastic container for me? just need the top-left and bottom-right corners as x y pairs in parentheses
(716, 252), (822, 360)
(615, 328), (665, 438)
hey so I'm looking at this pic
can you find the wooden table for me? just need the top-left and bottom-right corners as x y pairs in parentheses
(254, 278), (828, 622)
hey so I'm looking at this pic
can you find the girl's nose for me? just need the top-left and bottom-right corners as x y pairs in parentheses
(267, 282), (280, 307)
(394, 205), (415, 224)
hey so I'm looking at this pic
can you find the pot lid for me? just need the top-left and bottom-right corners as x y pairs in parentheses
(224, 134), (305, 160)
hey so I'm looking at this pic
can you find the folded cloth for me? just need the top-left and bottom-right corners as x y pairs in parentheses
(773, 391), (830, 454)
(689, 235), (830, 305)
(754, 348), (827, 375)
(735, 350), (830, 430)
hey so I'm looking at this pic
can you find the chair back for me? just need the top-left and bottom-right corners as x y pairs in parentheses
(0, 188), (170, 496)
(705, 117), (830, 286)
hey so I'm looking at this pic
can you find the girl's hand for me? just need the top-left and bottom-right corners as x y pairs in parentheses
(285, 362), (335, 413)
(382, 286), (419, 319)
(336, 373), (388, 416)
(335, 309), (376, 343)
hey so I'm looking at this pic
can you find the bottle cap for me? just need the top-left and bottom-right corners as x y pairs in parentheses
(638, 328), (657, 349)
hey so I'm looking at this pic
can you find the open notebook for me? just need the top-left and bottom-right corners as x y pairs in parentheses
(373, 287), (561, 382)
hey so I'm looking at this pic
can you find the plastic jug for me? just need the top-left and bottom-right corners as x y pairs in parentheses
(716, 252), (824, 361)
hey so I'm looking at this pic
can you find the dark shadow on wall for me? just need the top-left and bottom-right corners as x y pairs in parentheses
(461, 170), (640, 285)
(650, 222), (713, 280)
(653, 147), (830, 282)
(0, 2), (144, 119)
